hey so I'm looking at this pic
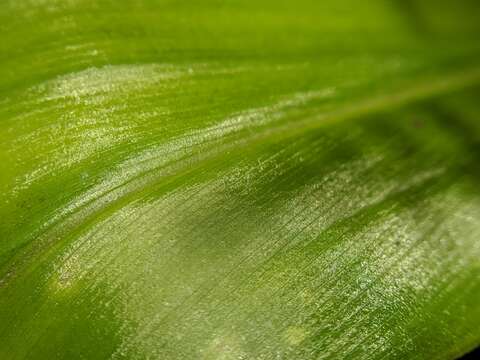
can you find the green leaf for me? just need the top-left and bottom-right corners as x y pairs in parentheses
(1, 1), (479, 359)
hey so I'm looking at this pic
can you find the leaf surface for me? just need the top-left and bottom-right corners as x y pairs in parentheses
(0, 1), (480, 359)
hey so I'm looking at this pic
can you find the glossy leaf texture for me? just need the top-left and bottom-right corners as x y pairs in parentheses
(1, 1), (480, 359)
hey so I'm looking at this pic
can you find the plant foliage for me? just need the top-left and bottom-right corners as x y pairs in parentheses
(0, 0), (480, 359)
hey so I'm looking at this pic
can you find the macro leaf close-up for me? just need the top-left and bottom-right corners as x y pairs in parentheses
(1, 1), (480, 359)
